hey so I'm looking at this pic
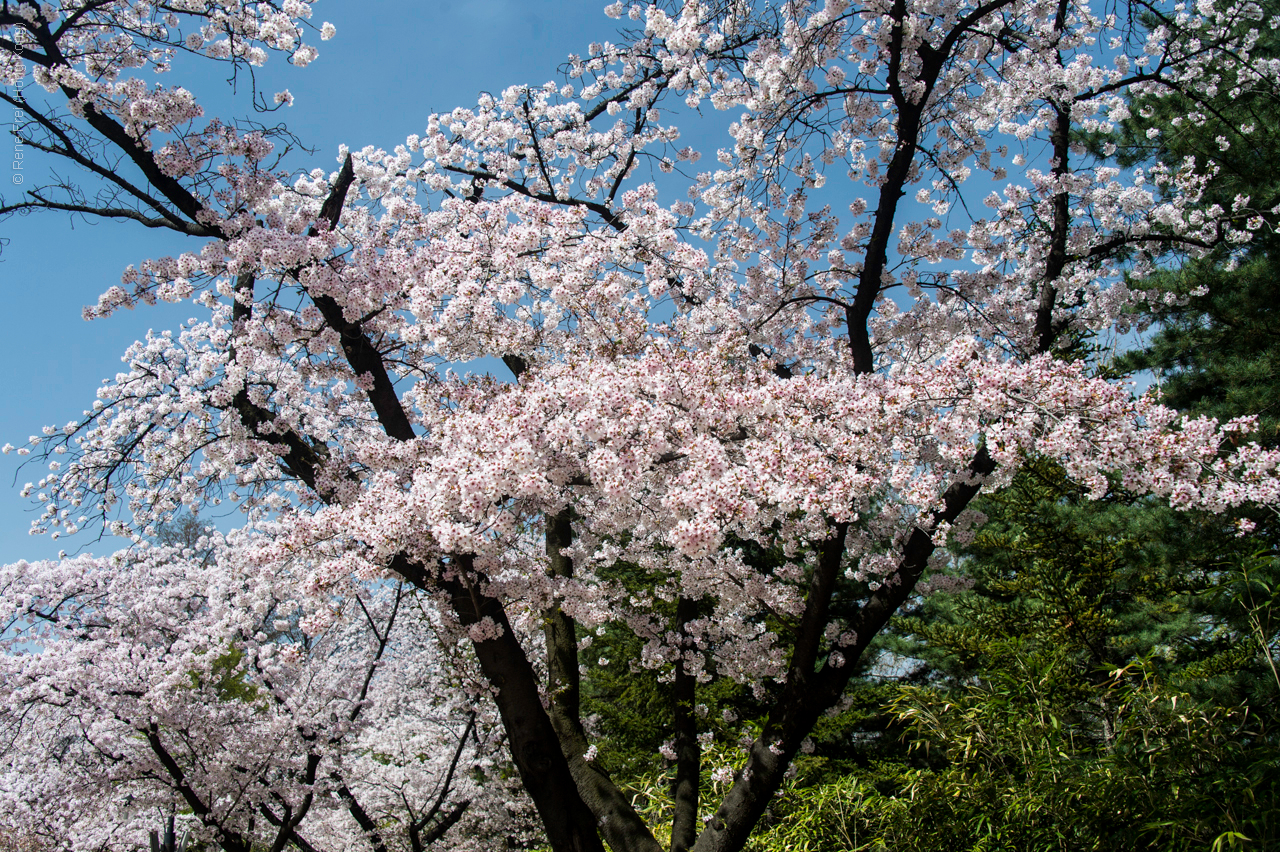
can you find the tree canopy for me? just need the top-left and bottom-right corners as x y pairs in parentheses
(2, 1), (1280, 851)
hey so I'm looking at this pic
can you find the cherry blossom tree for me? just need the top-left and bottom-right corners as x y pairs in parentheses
(3, 1), (1280, 851)
(0, 530), (533, 852)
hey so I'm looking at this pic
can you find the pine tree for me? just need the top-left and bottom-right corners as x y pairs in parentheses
(1112, 0), (1280, 438)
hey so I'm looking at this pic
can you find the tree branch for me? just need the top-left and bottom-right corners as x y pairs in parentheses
(144, 724), (252, 852)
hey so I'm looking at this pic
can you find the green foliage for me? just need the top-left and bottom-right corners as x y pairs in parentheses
(866, 455), (1280, 849)
(188, 643), (261, 704)
(862, 658), (1279, 852)
(1208, 551), (1280, 695)
(742, 773), (883, 852)
(1119, 253), (1280, 442)
(730, 636), (1278, 852)
(896, 459), (1278, 701)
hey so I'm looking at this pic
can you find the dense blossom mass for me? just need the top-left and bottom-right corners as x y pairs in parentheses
(2, 1), (1279, 851)
(0, 542), (529, 851)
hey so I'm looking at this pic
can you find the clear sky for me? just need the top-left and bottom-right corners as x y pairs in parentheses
(0, 0), (633, 564)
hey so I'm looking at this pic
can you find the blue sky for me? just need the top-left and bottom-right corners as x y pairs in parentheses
(0, 0), (633, 564)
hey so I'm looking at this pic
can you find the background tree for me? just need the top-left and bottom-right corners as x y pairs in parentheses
(0, 535), (529, 852)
